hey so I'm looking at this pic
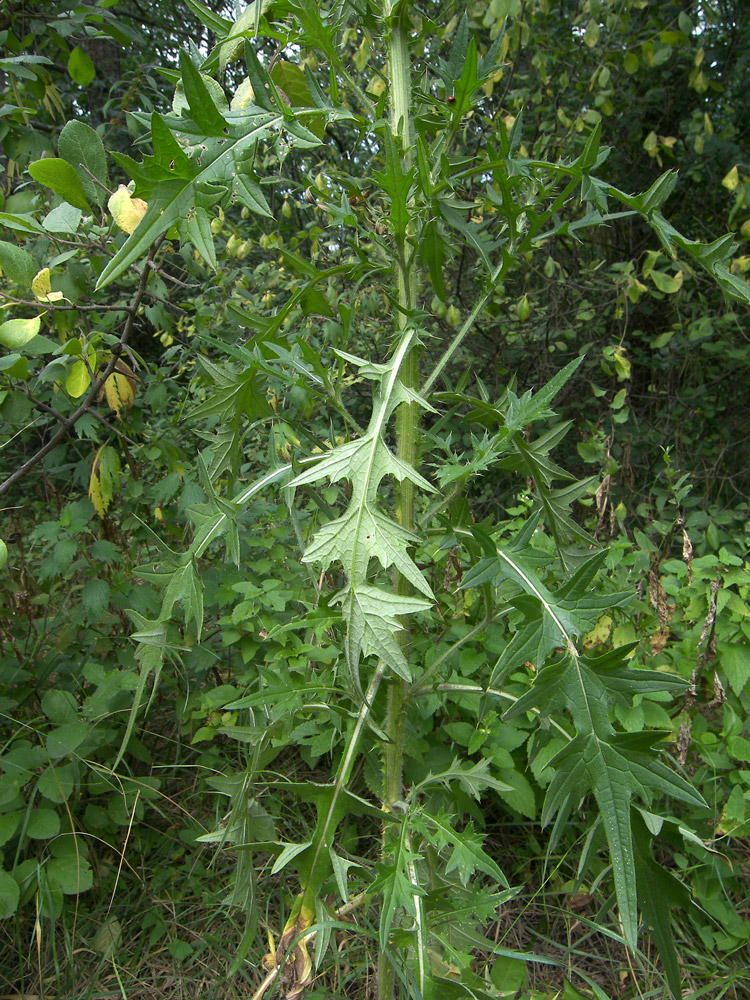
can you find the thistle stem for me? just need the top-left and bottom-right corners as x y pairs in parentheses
(380, 4), (418, 997)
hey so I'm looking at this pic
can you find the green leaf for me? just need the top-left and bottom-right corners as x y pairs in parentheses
(82, 578), (111, 621)
(232, 172), (273, 217)
(217, 1), (270, 71)
(0, 869), (20, 919)
(678, 11), (693, 34)
(328, 847), (361, 902)
(27, 808), (61, 840)
(494, 767), (537, 819)
(67, 46), (96, 87)
(0, 239), (36, 286)
(0, 813), (20, 848)
(179, 50), (229, 135)
(184, 206), (217, 269)
(506, 644), (702, 949)
(37, 762), (77, 804)
(440, 202), (496, 274)
(190, 356), (271, 422)
(66, 359), (91, 398)
(271, 840), (313, 876)
(28, 158), (90, 212)
(45, 721), (89, 759)
(42, 203), (82, 233)
(465, 545), (629, 662)
(374, 128), (414, 243)
(416, 757), (512, 801)
(96, 104), (298, 288)
(633, 811), (693, 1000)
(584, 19), (600, 48)
(183, 0), (231, 35)
(650, 269), (683, 293)
(41, 690), (78, 724)
(0, 315), (42, 348)
(490, 954), (527, 993)
(271, 60), (315, 107)
(419, 812), (508, 887)
(291, 331), (435, 686)
(714, 263), (750, 305)
(370, 818), (425, 949)
(612, 169), (678, 216)
(47, 854), (93, 895)
(624, 52), (639, 74)
(58, 120), (109, 207)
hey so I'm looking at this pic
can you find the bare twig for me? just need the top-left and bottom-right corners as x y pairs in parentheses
(0, 238), (163, 500)
(23, 390), (139, 447)
(148, 261), (200, 289)
(1, 297), (130, 312)
(78, 162), (114, 197)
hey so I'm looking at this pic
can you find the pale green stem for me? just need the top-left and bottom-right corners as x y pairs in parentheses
(436, 683), (573, 741)
(300, 661), (387, 915)
(421, 262), (505, 396)
(381, 4), (418, 997)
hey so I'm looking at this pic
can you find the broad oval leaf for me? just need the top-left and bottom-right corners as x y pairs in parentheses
(0, 315), (42, 348)
(67, 45), (95, 87)
(28, 157), (90, 212)
(58, 119), (109, 206)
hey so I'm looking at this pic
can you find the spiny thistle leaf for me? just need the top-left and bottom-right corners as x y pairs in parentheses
(505, 641), (701, 950)
(291, 330), (435, 686)
(632, 811), (699, 1000)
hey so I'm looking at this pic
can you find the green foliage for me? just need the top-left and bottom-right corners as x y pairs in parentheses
(1, 2), (749, 998)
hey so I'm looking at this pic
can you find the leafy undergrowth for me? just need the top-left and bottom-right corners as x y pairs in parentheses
(0, 691), (748, 1000)
(2, 480), (750, 999)
(0, 760), (747, 1000)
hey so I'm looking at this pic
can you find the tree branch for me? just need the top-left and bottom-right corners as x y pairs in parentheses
(23, 390), (139, 447)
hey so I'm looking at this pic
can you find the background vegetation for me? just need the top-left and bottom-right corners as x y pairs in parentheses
(0, 1), (748, 998)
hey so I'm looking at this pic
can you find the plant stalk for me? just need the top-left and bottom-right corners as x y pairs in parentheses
(380, 4), (418, 996)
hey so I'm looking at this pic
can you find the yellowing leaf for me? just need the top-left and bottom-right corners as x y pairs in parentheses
(583, 614), (613, 648)
(108, 185), (148, 234)
(650, 269), (683, 294)
(230, 77), (255, 111)
(613, 346), (631, 381)
(31, 267), (64, 303)
(89, 445), (121, 518)
(722, 166), (739, 191)
(0, 315), (42, 348)
(103, 362), (137, 418)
